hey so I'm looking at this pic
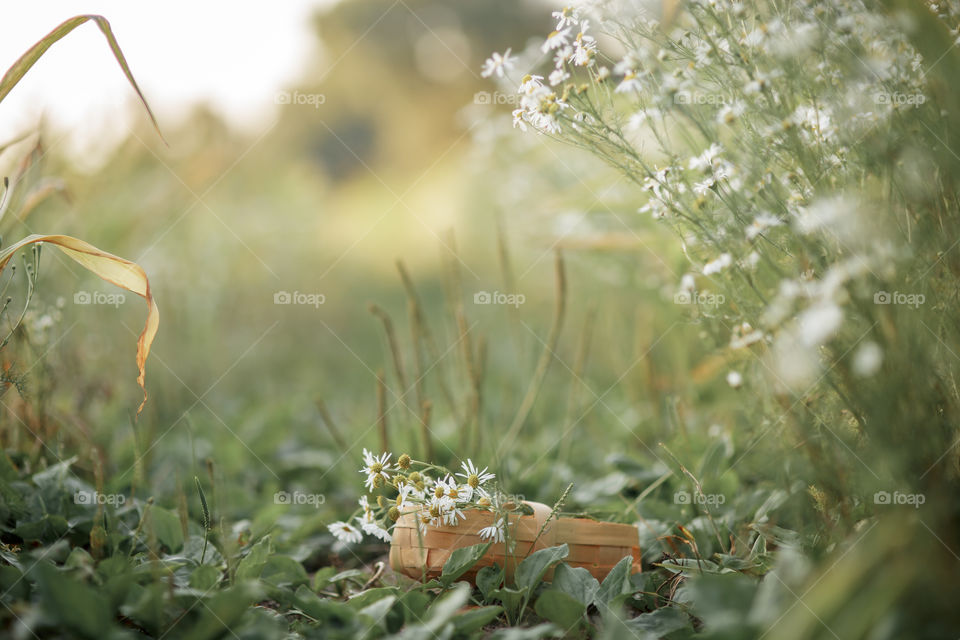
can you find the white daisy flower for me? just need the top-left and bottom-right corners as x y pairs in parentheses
(640, 199), (668, 220)
(442, 504), (466, 526)
(359, 449), (392, 492)
(417, 510), (434, 534)
(533, 111), (562, 134)
(552, 7), (580, 30)
(853, 341), (883, 377)
(742, 28), (766, 49)
(436, 475), (469, 503)
(717, 100), (746, 124)
(519, 74), (545, 95)
(360, 518), (392, 542)
(396, 483), (415, 510)
(481, 48), (517, 79)
(797, 303), (843, 347)
(542, 28), (572, 53)
(457, 459), (495, 487)
(689, 143), (723, 173)
(703, 253), (733, 276)
(512, 109), (528, 132)
(553, 45), (574, 69)
(572, 33), (596, 66)
(479, 518), (506, 543)
(746, 212), (783, 240)
(730, 323), (765, 349)
(549, 68), (570, 86)
(329, 521), (362, 544)
(615, 71), (644, 93)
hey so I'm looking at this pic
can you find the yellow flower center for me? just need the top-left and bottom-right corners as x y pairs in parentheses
(467, 474), (480, 488)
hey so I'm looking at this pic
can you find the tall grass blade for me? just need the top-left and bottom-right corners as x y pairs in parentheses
(0, 15), (164, 142)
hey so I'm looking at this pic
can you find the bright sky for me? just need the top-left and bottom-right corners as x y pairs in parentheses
(0, 1), (337, 163)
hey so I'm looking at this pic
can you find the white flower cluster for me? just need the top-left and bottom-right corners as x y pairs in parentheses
(480, 6), (601, 135)
(327, 450), (507, 545)
(482, 0), (937, 388)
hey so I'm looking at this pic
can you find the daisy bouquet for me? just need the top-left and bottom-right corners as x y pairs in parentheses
(327, 449), (522, 546)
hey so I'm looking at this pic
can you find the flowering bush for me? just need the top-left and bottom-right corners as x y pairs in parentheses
(484, 0), (960, 506)
(477, 0), (960, 633)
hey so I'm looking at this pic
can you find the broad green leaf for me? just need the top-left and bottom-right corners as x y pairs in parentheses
(477, 563), (504, 601)
(514, 544), (569, 591)
(594, 556), (634, 609)
(676, 573), (758, 633)
(397, 589), (431, 625)
(149, 506), (184, 552)
(0, 477), (28, 523)
(292, 584), (356, 625)
(657, 558), (721, 576)
(488, 623), (562, 640)
(181, 581), (264, 640)
(189, 565), (222, 591)
(423, 583), (471, 629)
(348, 586), (400, 610)
(625, 607), (693, 636)
(0, 564), (27, 600)
(183, 535), (224, 565)
(34, 562), (112, 638)
(441, 541), (491, 586)
(231, 607), (289, 640)
(451, 605), (503, 634)
(311, 565), (337, 590)
(490, 587), (526, 620)
(64, 547), (94, 571)
(13, 514), (69, 542)
(716, 553), (759, 572)
(235, 536), (272, 581)
(551, 563), (600, 607)
(327, 568), (367, 585)
(0, 235), (159, 415)
(121, 582), (166, 635)
(358, 594), (398, 634)
(535, 590), (586, 631)
(30, 457), (77, 489)
(0, 15), (163, 140)
(393, 583), (471, 640)
(259, 555), (308, 588)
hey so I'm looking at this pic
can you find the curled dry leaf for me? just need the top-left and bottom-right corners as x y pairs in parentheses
(0, 235), (159, 415)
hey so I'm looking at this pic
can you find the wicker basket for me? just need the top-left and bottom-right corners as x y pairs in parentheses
(389, 501), (641, 582)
